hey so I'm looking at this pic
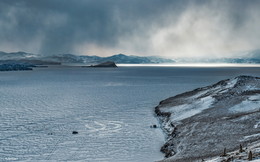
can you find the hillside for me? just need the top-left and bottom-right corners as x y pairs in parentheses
(0, 52), (175, 65)
(155, 76), (260, 161)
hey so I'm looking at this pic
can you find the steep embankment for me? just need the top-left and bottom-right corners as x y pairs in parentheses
(155, 76), (260, 162)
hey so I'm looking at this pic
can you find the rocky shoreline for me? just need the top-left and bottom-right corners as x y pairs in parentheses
(0, 63), (35, 71)
(155, 76), (260, 161)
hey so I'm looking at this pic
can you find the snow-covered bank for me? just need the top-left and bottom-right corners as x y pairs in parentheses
(155, 75), (260, 161)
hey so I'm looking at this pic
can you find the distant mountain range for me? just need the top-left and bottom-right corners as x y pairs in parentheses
(40, 53), (175, 64)
(0, 52), (175, 65)
(0, 50), (259, 65)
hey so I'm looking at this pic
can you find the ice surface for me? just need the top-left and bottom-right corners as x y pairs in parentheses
(0, 66), (259, 161)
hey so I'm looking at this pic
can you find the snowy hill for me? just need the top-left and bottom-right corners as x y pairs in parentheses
(0, 52), (175, 65)
(155, 76), (260, 161)
(104, 54), (174, 64)
(40, 53), (175, 64)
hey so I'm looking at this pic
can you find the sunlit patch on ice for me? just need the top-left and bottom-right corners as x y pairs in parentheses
(4, 157), (18, 161)
(103, 82), (127, 87)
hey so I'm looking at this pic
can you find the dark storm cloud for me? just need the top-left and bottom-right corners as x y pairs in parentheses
(0, 0), (178, 54)
(0, 0), (260, 58)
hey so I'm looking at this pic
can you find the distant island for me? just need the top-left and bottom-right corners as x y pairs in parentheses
(0, 63), (35, 71)
(156, 76), (260, 161)
(84, 61), (117, 68)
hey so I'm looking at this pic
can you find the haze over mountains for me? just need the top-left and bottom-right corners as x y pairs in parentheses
(175, 49), (260, 64)
(0, 49), (259, 65)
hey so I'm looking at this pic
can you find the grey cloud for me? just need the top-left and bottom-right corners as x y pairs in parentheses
(0, 0), (259, 58)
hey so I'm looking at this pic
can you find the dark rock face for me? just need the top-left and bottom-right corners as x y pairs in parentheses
(155, 76), (260, 161)
(89, 61), (117, 68)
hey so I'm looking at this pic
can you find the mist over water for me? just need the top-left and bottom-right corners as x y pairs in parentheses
(0, 66), (259, 161)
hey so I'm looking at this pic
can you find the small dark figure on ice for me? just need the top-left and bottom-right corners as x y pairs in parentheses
(150, 124), (158, 128)
(72, 131), (78, 134)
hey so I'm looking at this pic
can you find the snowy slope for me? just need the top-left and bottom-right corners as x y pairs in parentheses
(0, 51), (175, 64)
(156, 75), (260, 161)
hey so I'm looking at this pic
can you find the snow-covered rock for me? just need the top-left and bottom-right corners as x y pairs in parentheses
(155, 75), (260, 161)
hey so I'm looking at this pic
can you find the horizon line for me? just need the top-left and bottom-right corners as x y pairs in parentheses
(117, 63), (260, 67)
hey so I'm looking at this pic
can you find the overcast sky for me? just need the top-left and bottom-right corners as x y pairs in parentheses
(0, 0), (259, 58)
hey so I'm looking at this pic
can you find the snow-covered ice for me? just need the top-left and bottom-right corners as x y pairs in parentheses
(0, 66), (259, 161)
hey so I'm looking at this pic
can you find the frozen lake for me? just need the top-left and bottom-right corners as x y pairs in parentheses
(0, 66), (259, 161)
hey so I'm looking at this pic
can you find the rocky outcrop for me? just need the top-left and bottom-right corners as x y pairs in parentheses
(156, 76), (260, 161)
(88, 61), (117, 68)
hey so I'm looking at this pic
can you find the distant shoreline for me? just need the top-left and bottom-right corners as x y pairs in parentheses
(117, 63), (260, 67)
